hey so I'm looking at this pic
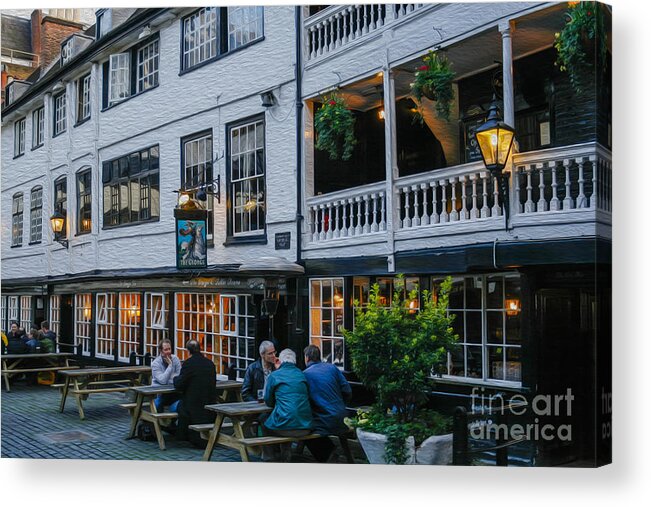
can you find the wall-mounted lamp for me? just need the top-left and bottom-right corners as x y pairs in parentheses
(378, 109), (385, 120)
(50, 211), (69, 248)
(260, 91), (276, 108)
(505, 298), (521, 316)
(196, 175), (220, 203)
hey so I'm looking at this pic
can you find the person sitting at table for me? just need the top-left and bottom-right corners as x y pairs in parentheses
(3, 322), (28, 354)
(241, 340), (278, 402)
(302, 344), (352, 463)
(151, 339), (182, 412)
(25, 328), (44, 352)
(173, 339), (217, 447)
(261, 348), (313, 462)
(40, 321), (57, 353)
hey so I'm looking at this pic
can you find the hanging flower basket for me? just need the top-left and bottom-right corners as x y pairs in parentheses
(314, 93), (357, 161)
(554, 1), (608, 94)
(410, 50), (456, 121)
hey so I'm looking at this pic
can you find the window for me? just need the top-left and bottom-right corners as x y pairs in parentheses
(104, 35), (160, 108)
(95, 293), (116, 359)
(102, 145), (160, 227)
(75, 293), (92, 356)
(61, 39), (73, 65)
(228, 118), (265, 236)
(0, 296), (6, 333)
(54, 176), (67, 215)
(144, 292), (168, 357)
(310, 278), (345, 368)
(8, 296), (19, 324)
(437, 274), (522, 384)
(181, 7), (264, 71)
(77, 169), (92, 234)
(32, 107), (44, 148)
(14, 118), (25, 156)
(20, 296), (32, 330)
(49, 295), (61, 341)
(182, 132), (213, 239)
(77, 74), (91, 123)
(29, 186), (43, 243)
(6, 81), (15, 105)
(227, 6), (264, 51)
(175, 293), (256, 378)
(96, 9), (112, 39)
(137, 39), (159, 92)
(53, 91), (67, 136)
(11, 193), (23, 246)
(118, 293), (141, 362)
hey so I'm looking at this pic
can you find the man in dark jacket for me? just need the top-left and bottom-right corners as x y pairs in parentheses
(303, 344), (352, 462)
(3, 322), (28, 354)
(173, 339), (217, 446)
(241, 340), (277, 401)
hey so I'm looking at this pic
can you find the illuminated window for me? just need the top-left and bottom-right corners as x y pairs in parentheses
(118, 293), (141, 362)
(20, 296), (32, 330)
(95, 293), (116, 359)
(309, 278), (345, 368)
(144, 292), (168, 357)
(75, 293), (92, 356)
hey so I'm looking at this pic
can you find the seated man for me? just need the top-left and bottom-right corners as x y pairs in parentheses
(262, 348), (313, 461)
(40, 321), (57, 353)
(173, 339), (217, 446)
(241, 340), (277, 401)
(303, 344), (352, 462)
(3, 322), (28, 354)
(151, 339), (182, 412)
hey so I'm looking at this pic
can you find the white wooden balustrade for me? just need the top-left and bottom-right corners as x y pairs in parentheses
(304, 4), (426, 61)
(512, 142), (612, 215)
(307, 183), (387, 242)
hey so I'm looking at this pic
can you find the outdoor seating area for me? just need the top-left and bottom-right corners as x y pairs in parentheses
(1, 352), (78, 391)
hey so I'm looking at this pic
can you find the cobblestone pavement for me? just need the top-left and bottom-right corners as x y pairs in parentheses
(1, 381), (364, 464)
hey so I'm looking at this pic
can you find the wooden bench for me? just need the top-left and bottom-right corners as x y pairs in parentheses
(120, 402), (178, 450)
(1, 352), (78, 391)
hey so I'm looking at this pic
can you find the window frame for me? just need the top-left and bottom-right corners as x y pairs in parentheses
(53, 91), (67, 137)
(101, 145), (160, 229)
(225, 114), (267, 243)
(11, 192), (24, 247)
(32, 107), (45, 149)
(54, 176), (67, 216)
(29, 186), (43, 244)
(180, 130), (214, 243)
(76, 73), (92, 124)
(309, 278), (346, 369)
(61, 39), (73, 65)
(14, 117), (26, 157)
(96, 9), (112, 40)
(76, 168), (92, 235)
(179, 6), (265, 74)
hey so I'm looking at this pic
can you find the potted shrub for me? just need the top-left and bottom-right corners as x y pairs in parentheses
(410, 50), (456, 122)
(554, 1), (608, 94)
(314, 93), (357, 161)
(343, 276), (458, 464)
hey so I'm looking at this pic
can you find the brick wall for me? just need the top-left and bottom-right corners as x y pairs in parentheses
(35, 13), (85, 69)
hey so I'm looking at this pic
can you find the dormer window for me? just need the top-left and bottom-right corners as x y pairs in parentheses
(61, 39), (73, 65)
(96, 9), (112, 39)
(6, 81), (14, 105)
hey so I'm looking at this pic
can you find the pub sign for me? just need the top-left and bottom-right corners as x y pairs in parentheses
(174, 208), (208, 269)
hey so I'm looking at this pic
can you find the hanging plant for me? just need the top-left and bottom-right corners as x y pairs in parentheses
(410, 50), (456, 122)
(554, 1), (608, 94)
(314, 93), (357, 161)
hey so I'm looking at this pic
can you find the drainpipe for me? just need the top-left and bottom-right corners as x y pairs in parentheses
(295, 6), (303, 266)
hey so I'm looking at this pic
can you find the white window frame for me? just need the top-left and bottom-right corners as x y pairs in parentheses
(32, 107), (45, 148)
(1, 296), (6, 332)
(14, 118), (25, 156)
(12, 193), (24, 247)
(118, 293), (141, 362)
(20, 296), (32, 330)
(144, 292), (168, 357)
(96, 9), (112, 39)
(78, 74), (91, 122)
(8, 296), (19, 324)
(309, 278), (345, 368)
(75, 293), (92, 356)
(49, 295), (61, 339)
(61, 39), (73, 65)
(227, 6), (264, 51)
(137, 39), (159, 92)
(53, 91), (67, 136)
(182, 133), (213, 240)
(230, 119), (265, 236)
(95, 293), (117, 360)
(182, 7), (219, 70)
(29, 186), (43, 243)
(109, 52), (131, 105)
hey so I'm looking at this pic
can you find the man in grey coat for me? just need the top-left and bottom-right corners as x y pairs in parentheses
(151, 339), (181, 411)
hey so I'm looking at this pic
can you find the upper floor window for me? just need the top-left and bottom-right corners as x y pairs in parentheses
(32, 107), (45, 148)
(181, 6), (263, 72)
(53, 91), (67, 136)
(6, 82), (15, 105)
(77, 169), (92, 234)
(54, 176), (67, 215)
(61, 39), (73, 65)
(11, 193), (24, 247)
(14, 118), (25, 157)
(77, 74), (91, 123)
(102, 145), (160, 228)
(104, 35), (160, 108)
(96, 9), (112, 39)
(30, 186), (43, 243)
(228, 117), (266, 237)
(181, 131), (214, 241)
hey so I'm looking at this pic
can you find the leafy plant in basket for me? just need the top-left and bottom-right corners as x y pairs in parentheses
(410, 50), (456, 122)
(314, 93), (357, 161)
(554, 1), (608, 94)
(343, 276), (458, 464)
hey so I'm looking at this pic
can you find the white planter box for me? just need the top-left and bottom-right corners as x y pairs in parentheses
(356, 428), (453, 465)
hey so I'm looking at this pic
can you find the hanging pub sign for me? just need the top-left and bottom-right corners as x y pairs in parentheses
(174, 208), (208, 270)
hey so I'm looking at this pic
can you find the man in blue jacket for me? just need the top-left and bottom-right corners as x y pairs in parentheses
(303, 344), (352, 463)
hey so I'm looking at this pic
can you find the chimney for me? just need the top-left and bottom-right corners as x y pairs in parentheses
(37, 11), (86, 69)
(31, 10), (42, 64)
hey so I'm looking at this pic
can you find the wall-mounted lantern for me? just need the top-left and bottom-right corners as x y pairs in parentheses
(49, 211), (69, 248)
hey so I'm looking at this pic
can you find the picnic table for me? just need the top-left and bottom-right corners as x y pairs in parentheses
(57, 365), (151, 420)
(1, 352), (78, 391)
(126, 379), (243, 451)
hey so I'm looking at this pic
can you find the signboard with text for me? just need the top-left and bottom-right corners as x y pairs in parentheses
(174, 209), (208, 270)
